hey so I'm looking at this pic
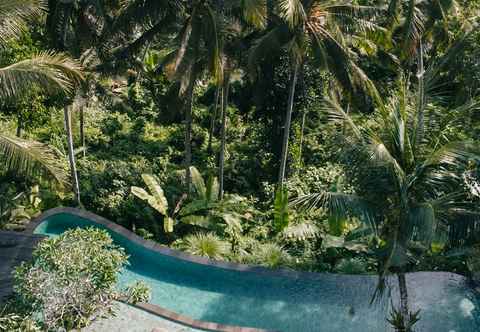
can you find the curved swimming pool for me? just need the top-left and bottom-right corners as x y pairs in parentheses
(32, 210), (480, 332)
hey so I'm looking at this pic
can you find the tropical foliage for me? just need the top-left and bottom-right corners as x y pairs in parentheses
(1, 0), (480, 330)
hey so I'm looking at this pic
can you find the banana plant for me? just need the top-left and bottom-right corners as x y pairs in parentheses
(131, 174), (176, 233)
(131, 167), (221, 233)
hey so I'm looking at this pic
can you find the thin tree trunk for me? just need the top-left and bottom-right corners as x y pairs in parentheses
(398, 273), (409, 331)
(278, 61), (300, 188)
(207, 85), (221, 153)
(297, 110), (306, 170)
(79, 106), (86, 157)
(64, 106), (81, 206)
(184, 77), (195, 194)
(16, 117), (22, 137)
(415, 41), (425, 149)
(219, 73), (230, 200)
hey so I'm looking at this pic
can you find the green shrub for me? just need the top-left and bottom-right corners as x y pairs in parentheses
(123, 281), (152, 304)
(13, 228), (129, 330)
(0, 308), (40, 332)
(251, 243), (291, 268)
(176, 233), (230, 260)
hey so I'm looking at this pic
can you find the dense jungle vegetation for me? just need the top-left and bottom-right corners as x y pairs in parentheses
(1, 0), (480, 285)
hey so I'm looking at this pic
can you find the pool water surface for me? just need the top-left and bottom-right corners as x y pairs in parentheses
(34, 213), (480, 332)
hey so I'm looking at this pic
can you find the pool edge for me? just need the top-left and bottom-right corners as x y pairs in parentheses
(27, 207), (329, 281)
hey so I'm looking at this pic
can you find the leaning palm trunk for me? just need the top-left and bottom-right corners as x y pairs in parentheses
(219, 72), (230, 200)
(278, 60), (300, 187)
(64, 105), (81, 205)
(207, 84), (221, 153)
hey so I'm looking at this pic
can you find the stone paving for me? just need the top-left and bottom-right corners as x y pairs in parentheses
(82, 302), (203, 332)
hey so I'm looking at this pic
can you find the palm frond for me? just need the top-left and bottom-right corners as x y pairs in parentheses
(0, 133), (68, 185)
(190, 166), (207, 200)
(401, 0), (425, 58)
(0, 0), (45, 47)
(320, 96), (363, 140)
(248, 25), (291, 78)
(240, 0), (267, 29)
(0, 52), (84, 99)
(278, 0), (306, 27)
(291, 192), (376, 229)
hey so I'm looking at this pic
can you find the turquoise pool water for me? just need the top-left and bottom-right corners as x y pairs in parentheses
(35, 213), (480, 332)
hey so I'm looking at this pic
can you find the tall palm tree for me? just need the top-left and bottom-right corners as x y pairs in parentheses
(249, 0), (381, 188)
(0, 0), (84, 185)
(162, 0), (222, 193)
(293, 76), (480, 315)
(217, 1), (267, 199)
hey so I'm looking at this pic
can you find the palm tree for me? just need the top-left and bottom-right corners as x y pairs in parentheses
(46, 0), (106, 53)
(249, 0), (381, 188)
(162, 0), (222, 193)
(293, 75), (480, 313)
(0, 0), (83, 185)
(217, 1), (267, 199)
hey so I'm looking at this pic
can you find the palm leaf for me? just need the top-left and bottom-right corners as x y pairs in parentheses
(248, 25), (291, 78)
(292, 191), (376, 230)
(400, 0), (425, 58)
(278, 0), (306, 27)
(0, 133), (68, 185)
(240, 0), (267, 29)
(0, 52), (84, 99)
(190, 166), (207, 200)
(0, 0), (46, 47)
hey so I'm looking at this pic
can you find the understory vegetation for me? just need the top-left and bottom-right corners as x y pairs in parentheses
(1, 0), (480, 331)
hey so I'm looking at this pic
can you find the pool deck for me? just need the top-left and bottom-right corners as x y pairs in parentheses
(81, 301), (203, 332)
(0, 230), (46, 304)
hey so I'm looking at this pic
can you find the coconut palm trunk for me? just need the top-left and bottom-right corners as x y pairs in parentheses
(278, 60), (300, 187)
(219, 72), (230, 200)
(415, 41), (425, 149)
(79, 105), (86, 157)
(207, 84), (221, 153)
(184, 75), (196, 194)
(398, 272), (410, 331)
(64, 105), (81, 206)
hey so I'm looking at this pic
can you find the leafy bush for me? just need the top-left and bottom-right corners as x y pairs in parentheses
(0, 308), (40, 332)
(123, 281), (151, 304)
(13, 228), (128, 330)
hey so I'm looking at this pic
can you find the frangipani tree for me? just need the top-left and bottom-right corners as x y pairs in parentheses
(0, 0), (83, 185)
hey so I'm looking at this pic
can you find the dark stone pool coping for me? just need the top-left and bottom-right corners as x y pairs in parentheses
(27, 207), (284, 332)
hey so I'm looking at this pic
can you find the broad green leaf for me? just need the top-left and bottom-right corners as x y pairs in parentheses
(141, 174), (168, 213)
(190, 166), (206, 199)
(179, 200), (216, 217)
(180, 215), (214, 229)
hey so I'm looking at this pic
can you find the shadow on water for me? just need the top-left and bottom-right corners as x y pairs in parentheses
(36, 214), (480, 332)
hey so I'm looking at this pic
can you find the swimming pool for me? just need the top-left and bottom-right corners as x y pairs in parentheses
(32, 209), (480, 332)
